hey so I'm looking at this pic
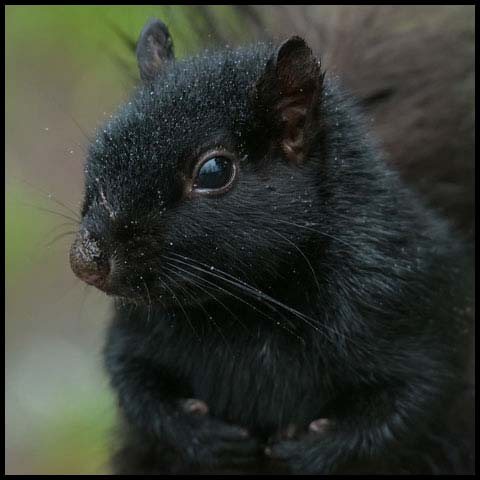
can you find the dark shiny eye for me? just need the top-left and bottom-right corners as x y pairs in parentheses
(193, 154), (236, 194)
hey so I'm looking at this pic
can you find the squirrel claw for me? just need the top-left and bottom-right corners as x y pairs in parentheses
(182, 398), (209, 416)
(308, 417), (331, 434)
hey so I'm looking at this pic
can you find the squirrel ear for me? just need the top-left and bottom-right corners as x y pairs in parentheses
(136, 18), (175, 82)
(253, 37), (323, 164)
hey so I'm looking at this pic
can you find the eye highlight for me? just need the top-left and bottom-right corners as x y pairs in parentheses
(192, 151), (237, 195)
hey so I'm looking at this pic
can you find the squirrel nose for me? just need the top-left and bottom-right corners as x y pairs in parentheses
(70, 230), (110, 290)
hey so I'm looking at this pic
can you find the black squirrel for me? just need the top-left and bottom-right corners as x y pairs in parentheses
(69, 18), (474, 474)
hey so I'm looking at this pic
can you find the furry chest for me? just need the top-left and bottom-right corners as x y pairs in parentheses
(184, 338), (327, 437)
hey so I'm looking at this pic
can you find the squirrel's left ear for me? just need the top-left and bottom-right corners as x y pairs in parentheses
(136, 18), (175, 82)
(253, 37), (323, 164)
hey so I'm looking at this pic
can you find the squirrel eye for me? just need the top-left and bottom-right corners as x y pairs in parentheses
(192, 154), (236, 194)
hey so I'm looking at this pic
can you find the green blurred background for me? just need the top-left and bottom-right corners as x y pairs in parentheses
(5, 5), (474, 475)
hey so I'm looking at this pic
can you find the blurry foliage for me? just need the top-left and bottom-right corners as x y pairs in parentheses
(11, 392), (115, 475)
(5, 185), (51, 281)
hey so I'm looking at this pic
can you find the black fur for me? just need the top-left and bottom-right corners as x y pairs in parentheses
(74, 30), (473, 474)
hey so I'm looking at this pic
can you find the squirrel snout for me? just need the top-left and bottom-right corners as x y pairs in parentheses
(70, 230), (110, 291)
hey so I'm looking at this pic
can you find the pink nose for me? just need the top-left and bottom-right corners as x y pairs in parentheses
(70, 231), (110, 291)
